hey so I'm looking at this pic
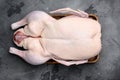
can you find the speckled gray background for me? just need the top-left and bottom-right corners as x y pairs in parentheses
(0, 0), (120, 80)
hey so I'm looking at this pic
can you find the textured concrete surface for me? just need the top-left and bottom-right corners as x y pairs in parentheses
(0, 0), (120, 80)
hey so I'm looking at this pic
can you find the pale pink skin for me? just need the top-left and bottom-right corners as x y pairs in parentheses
(9, 8), (101, 66)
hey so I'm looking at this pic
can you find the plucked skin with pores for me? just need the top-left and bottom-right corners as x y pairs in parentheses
(9, 8), (101, 66)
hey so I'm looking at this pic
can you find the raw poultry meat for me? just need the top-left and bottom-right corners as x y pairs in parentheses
(9, 8), (101, 66)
